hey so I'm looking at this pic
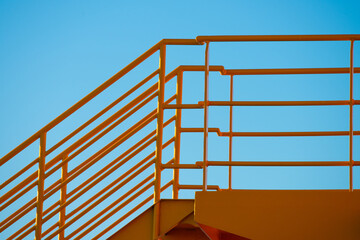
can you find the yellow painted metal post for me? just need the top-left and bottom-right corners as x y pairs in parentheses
(153, 44), (166, 239)
(349, 40), (354, 192)
(229, 75), (233, 189)
(173, 71), (183, 199)
(35, 132), (46, 240)
(58, 155), (68, 240)
(203, 42), (210, 191)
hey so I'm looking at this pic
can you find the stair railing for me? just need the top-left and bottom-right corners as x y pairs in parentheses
(0, 39), (202, 239)
(1, 35), (360, 239)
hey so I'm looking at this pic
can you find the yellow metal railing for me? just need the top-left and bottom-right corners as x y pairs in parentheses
(1, 35), (360, 239)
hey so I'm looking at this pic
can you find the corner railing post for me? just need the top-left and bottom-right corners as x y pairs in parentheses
(153, 43), (166, 239)
(203, 42), (210, 191)
(35, 132), (46, 240)
(349, 40), (354, 192)
(173, 71), (183, 199)
(229, 75), (233, 190)
(58, 154), (68, 240)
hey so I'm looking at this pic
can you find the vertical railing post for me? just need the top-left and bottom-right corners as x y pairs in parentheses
(173, 71), (183, 199)
(58, 154), (68, 240)
(349, 40), (354, 192)
(153, 43), (166, 239)
(229, 75), (233, 189)
(203, 42), (210, 191)
(35, 132), (46, 240)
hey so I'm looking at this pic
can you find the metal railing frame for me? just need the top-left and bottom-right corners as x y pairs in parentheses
(1, 35), (360, 239)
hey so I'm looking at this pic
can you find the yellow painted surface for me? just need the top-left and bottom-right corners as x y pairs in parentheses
(195, 190), (360, 240)
(159, 199), (195, 236)
(163, 213), (209, 240)
(163, 228), (209, 240)
(108, 199), (194, 240)
(107, 206), (153, 240)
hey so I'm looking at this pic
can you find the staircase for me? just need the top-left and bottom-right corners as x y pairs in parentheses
(1, 35), (360, 240)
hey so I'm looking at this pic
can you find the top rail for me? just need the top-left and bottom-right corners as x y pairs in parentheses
(196, 34), (360, 42)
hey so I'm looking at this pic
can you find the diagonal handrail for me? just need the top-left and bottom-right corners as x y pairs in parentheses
(0, 38), (202, 166)
(0, 38), (201, 239)
(0, 42), (162, 166)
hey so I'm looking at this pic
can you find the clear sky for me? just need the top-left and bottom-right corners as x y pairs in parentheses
(1, 0), (360, 239)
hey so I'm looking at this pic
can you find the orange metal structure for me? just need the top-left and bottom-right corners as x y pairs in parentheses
(1, 35), (360, 239)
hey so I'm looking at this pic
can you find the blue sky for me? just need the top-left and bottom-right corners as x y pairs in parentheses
(1, 0), (359, 152)
(1, 0), (360, 239)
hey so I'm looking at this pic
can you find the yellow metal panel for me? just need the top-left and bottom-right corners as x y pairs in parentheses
(195, 190), (360, 240)
(107, 206), (154, 240)
(108, 200), (194, 240)
(159, 200), (195, 236)
(163, 228), (209, 240)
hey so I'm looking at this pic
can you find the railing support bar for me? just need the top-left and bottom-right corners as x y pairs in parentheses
(229, 75), (233, 189)
(58, 155), (68, 240)
(35, 132), (46, 240)
(153, 44), (166, 239)
(173, 71), (183, 199)
(349, 40), (354, 192)
(203, 42), (210, 191)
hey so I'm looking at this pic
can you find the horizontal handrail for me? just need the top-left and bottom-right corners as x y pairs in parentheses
(162, 39), (203, 45)
(164, 103), (204, 109)
(162, 163), (202, 169)
(199, 100), (360, 106)
(197, 161), (360, 167)
(181, 128), (360, 137)
(178, 184), (221, 191)
(150, 65), (360, 78)
(221, 131), (360, 137)
(196, 34), (360, 42)
(224, 67), (360, 75)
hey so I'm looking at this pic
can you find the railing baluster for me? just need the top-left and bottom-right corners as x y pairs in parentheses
(229, 75), (234, 190)
(153, 44), (166, 239)
(35, 132), (46, 240)
(203, 42), (210, 191)
(155, 45), (166, 203)
(173, 71), (183, 199)
(349, 40), (354, 192)
(58, 154), (68, 240)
